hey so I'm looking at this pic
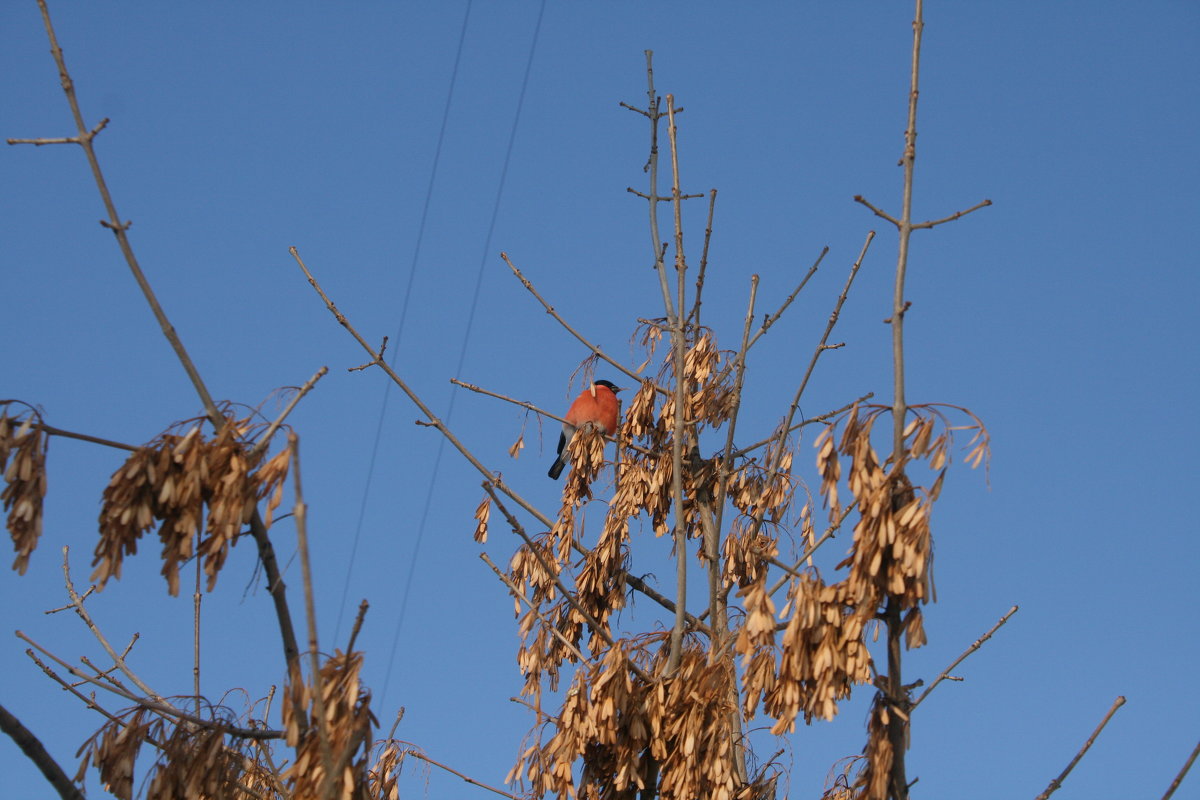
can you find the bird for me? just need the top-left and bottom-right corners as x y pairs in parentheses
(548, 379), (622, 479)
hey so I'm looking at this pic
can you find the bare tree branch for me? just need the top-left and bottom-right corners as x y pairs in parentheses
(16, 0), (306, 686)
(881, 3), (927, 795)
(249, 367), (329, 459)
(911, 605), (1019, 709)
(289, 434), (337, 800)
(0, 702), (84, 800)
(405, 750), (523, 800)
(1034, 696), (1127, 800)
(292, 247), (693, 626)
(58, 547), (174, 708)
(729, 393), (874, 460)
(632, 49), (676, 323)
(687, 188), (718, 328)
(16, 631), (284, 740)
(501, 252), (664, 391)
(480, 552), (591, 668)
(771, 231), (874, 460)
(1161, 739), (1200, 800)
(665, 93), (688, 674)
(746, 246), (829, 351)
(912, 198), (992, 229)
(21, 0), (218, 421)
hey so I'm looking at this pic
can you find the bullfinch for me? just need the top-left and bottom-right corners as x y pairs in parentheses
(547, 379), (622, 479)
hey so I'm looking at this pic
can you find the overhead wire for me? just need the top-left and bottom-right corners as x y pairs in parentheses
(332, 1), (474, 645)
(326, 0), (547, 707)
(380, 0), (547, 707)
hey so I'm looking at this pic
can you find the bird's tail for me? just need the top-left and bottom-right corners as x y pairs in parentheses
(548, 429), (569, 479)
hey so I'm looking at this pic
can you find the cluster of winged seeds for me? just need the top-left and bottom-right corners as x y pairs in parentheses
(493, 330), (987, 800)
(0, 402), (48, 574)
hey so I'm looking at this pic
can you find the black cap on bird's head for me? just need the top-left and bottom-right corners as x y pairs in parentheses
(593, 379), (621, 393)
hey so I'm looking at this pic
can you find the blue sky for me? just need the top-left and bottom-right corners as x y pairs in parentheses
(3, 2), (1198, 798)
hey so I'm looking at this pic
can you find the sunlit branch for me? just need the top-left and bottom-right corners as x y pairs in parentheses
(16, 631), (284, 740)
(293, 247), (688, 624)
(1033, 696), (1127, 800)
(729, 393), (874, 460)
(1161, 739), (1200, 800)
(449, 377), (655, 458)
(746, 246), (829, 351)
(501, 253), (666, 394)
(770, 231), (873, 458)
(249, 367), (329, 458)
(13, 0), (306, 682)
(665, 92), (688, 674)
(289, 435), (337, 799)
(480, 552), (591, 668)
(405, 750), (523, 800)
(687, 188), (719, 328)
(911, 605), (1018, 709)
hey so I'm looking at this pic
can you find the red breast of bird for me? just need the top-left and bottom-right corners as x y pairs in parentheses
(548, 380), (622, 479)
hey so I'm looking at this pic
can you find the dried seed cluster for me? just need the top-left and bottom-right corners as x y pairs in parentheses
(283, 650), (375, 799)
(513, 636), (761, 800)
(75, 705), (267, 800)
(489, 330), (988, 800)
(738, 574), (872, 730)
(812, 403), (988, 797)
(0, 403), (48, 574)
(503, 333), (803, 799)
(93, 415), (292, 595)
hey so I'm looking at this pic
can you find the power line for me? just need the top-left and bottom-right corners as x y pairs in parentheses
(374, 0), (546, 708)
(333, 1), (475, 645)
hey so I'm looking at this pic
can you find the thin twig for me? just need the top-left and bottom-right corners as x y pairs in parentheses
(29, 650), (274, 799)
(1161, 739), (1200, 800)
(480, 552), (591, 668)
(480, 485), (655, 683)
(17, 632), (283, 740)
(253, 738), (293, 800)
(737, 234), (873, 574)
(913, 198), (992, 229)
(747, 247), (829, 350)
(779, 233), (873, 454)
(405, 750), (522, 800)
(501, 253), (664, 393)
(763, 501), (858, 603)
(21, 0), (219, 418)
(346, 599), (369, 653)
(911, 605), (1018, 709)
(1033, 696), (1127, 800)
(665, 93), (688, 674)
(289, 433), (337, 800)
(708, 274), (760, 634)
(701, 279), (758, 785)
(249, 366), (329, 459)
(194, 542), (202, 716)
(21, 0), (306, 688)
(638, 49), (676, 323)
(882, 5), (927, 794)
(292, 246), (692, 625)
(27, 421), (137, 452)
(449, 377), (654, 457)
(852, 195), (901, 227)
(58, 547), (173, 707)
(688, 188), (718, 327)
(730, 393), (874, 460)
(27, 650), (134, 731)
